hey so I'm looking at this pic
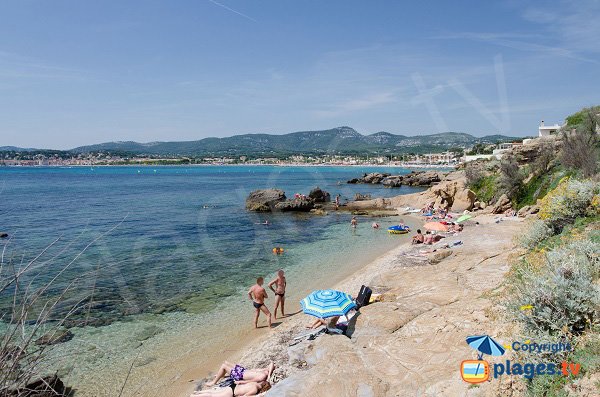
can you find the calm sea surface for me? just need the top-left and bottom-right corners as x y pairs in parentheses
(0, 165), (426, 395)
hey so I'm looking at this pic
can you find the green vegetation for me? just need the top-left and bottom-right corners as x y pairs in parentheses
(514, 167), (573, 209)
(506, 176), (600, 395)
(565, 105), (600, 128)
(469, 174), (497, 204)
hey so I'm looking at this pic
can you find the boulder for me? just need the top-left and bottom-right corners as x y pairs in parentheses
(492, 194), (512, 214)
(35, 329), (74, 346)
(382, 176), (403, 187)
(245, 189), (286, 212)
(363, 172), (390, 184)
(309, 208), (327, 215)
(517, 205), (531, 217)
(274, 199), (314, 212)
(452, 189), (476, 212)
(308, 187), (330, 203)
(429, 178), (475, 211)
(0, 232), (8, 238)
(403, 171), (443, 186)
(427, 250), (453, 264)
(11, 375), (67, 396)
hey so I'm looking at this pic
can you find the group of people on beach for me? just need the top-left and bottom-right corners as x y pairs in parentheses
(191, 272), (286, 396)
(247, 270), (287, 329)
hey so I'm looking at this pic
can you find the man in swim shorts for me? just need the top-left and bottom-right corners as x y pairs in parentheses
(248, 277), (272, 328)
(268, 269), (287, 319)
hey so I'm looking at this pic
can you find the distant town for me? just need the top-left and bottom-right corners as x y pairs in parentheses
(1, 123), (560, 167)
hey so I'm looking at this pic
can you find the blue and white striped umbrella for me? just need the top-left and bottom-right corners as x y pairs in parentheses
(466, 335), (505, 356)
(300, 289), (356, 319)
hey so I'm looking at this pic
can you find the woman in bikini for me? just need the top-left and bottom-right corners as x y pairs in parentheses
(191, 380), (270, 397)
(268, 269), (287, 319)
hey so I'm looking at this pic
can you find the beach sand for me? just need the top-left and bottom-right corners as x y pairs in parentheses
(171, 213), (525, 397)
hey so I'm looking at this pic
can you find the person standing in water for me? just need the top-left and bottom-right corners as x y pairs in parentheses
(268, 269), (287, 319)
(248, 277), (272, 329)
(351, 216), (358, 228)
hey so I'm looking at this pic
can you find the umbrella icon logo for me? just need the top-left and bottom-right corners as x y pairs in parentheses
(461, 335), (505, 384)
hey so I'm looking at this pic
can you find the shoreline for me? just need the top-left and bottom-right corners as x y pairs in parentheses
(0, 163), (456, 170)
(162, 215), (422, 397)
(173, 213), (525, 396)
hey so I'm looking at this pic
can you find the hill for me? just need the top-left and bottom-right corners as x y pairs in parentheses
(3, 127), (520, 157)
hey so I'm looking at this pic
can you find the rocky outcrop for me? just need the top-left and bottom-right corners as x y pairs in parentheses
(308, 187), (330, 203)
(351, 171), (445, 187)
(8, 375), (67, 396)
(430, 178), (476, 211)
(517, 204), (540, 217)
(491, 194), (512, 214)
(274, 199), (315, 212)
(245, 189), (286, 212)
(346, 171), (476, 212)
(348, 172), (390, 184)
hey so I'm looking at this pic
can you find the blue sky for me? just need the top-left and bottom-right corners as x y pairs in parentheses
(1, 0), (599, 149)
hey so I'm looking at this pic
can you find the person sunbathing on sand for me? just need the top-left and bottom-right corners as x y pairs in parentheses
(191, 380), (270, 397)
(204, 362), (275, 388)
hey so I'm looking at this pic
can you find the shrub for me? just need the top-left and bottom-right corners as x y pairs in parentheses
(498, 153), (524, 199)
(538, 178), (597, 226)
(548, 240), (600, 280)
(519, 220), (554, 249)
(560, 108), (600, 177)
(513, 244), (600, 336)
(531, 140), (555, 175)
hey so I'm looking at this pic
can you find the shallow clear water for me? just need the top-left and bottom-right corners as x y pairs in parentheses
(0, 165), (424, 395)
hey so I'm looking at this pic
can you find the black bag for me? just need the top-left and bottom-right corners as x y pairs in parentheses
(355, 285), (372, 308)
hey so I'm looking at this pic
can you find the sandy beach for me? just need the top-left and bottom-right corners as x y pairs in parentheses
(171, 213), (525, 397)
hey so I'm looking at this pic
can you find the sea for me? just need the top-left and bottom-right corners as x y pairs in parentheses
(0, 165), (426, 396)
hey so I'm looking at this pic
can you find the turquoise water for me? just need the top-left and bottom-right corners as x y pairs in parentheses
(0, 165), (424, 395)
(0, 166), (422, 322)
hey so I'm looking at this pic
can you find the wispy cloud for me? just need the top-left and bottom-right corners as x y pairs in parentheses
(313, 91), (397, 118)
(432, 31), (599, 64)
(522, 0), (600, 54)
(207, 0), (257, 23)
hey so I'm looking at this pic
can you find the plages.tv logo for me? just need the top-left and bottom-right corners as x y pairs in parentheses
(460, 334), (582, 384)
(460, 335), (504, 383)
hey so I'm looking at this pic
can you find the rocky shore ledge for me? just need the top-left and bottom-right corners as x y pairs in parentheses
(245, 187), (331, 213)
(189, 214), (525, 396)
(347, 170), (446, 187)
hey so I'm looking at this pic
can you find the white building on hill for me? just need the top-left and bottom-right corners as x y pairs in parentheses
(538, 120), (562, 137)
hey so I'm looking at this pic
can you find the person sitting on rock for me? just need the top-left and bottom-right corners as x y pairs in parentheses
(412, 229), (424, 244)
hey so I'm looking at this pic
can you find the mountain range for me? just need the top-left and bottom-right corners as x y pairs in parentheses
(2, 127), (520, 157)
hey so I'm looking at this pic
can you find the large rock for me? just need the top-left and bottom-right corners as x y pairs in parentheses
(245, 189), (286, 212)
(403, 171), (443, 186)
(10, 375), (67, 396)
(308, 187), (330, 203)
(382, 175), (404, 187)
(274, 199), (314, 212)
(430, 178), (476, 211)
(492, 194), (512, 214)
(363, 172), (389, 184)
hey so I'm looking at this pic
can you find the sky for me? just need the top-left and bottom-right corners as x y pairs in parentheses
(0, 0), (599, 149)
